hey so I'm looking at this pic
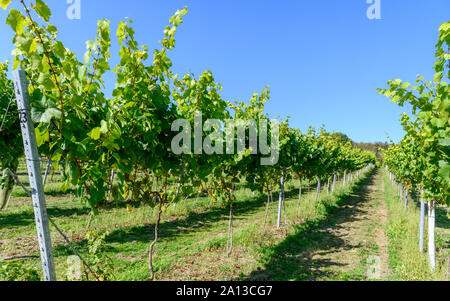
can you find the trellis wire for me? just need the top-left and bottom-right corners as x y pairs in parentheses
(8, 167), (100, 281)
(6, 168), (31, 196)
(0, 93), (14, 132)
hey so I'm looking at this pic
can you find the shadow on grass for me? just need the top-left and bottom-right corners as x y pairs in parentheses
(410, 197), (449, 232)
(51, 181), (326, 257)
(243, 168), (377, 281)
(103, 179), (332, 245)
(0, 211), (35, 229)
(3, 179), (305, 233)
(0, 206), (91, 230)
(51, 196), (271, 257)
(436, 206), (450, 230)
(103, 197), (267, 244)
(436, 206), (450, 252)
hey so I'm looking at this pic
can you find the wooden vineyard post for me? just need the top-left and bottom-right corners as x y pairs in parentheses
(13, 70), (56, 281)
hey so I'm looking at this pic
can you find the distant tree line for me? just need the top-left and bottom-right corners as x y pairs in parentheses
(328, 133), (390, 162)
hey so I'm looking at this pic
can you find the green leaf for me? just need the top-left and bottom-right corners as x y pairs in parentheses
(47, 24), (57, 37)
(83, 51), (90, 65)
(53, 41), (66, 59)
(69, 78), (82, 94)
(6, 9), (26, 35)
(35, 127), (49, 147)
(0, 0), (12, 10)
(29, 39), (38, 54)
(86, 40), (97, 50)
(13, 56), (20, 70)
(34, 0), (51, 22)
(78, 65), (86, 81)
(37, 73), (55, 90)
(60, 180), (70, 193)
(38, 108), (62, 123)
(65, 161), (79, 185)
(116, 21), (126, 45)
(100, 120), (108, 134)
(88, 127), (101, 140)
(439, 137), (450, 147)
(13, 32), (36, 54)
(438, 161), (450, 179)
(29, 53), (41, 70)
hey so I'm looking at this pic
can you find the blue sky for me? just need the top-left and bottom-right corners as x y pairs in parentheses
(1, 0), (449, 143)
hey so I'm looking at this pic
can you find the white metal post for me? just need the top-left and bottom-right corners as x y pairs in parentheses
(419, 188), (425, 253)
(43, 159), (52, 187)
(428, 200), (436, 271)
(13, 70), (56, 281)
(404, 188), (409, 210)
(332, 173), (336, 194)
(107, 169), (115, 202)
(315, 177), (321, 201)
(277, 173), (284, 229)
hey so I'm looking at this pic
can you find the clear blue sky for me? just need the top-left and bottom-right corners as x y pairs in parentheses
(1, 0), (449, 143)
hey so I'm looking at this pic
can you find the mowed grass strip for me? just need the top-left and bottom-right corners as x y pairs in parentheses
(1, 168), (374, 281)
(383, 173), (450, 281)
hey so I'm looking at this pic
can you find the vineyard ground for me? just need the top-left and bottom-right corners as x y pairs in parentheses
(244, 168), (393, 281)
(384, 174), (450, 280)
(0, 167), (448, 281)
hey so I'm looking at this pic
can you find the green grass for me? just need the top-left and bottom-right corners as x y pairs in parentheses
(383, 172), (449, 281)
(1, 167), (377, 281)
(241, 168), (379, 281)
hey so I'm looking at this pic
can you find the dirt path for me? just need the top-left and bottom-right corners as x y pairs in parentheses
(305, 168), (391, 280)
(247, 168), (391, 281)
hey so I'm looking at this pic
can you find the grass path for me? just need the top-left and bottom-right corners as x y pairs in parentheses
(308, 167), (392, 279)
(310, 168), (391, 279)
(246, 168), (391, 280)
